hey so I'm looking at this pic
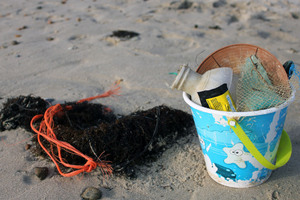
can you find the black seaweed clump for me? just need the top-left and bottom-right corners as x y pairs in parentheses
(0, 96), (194, 177)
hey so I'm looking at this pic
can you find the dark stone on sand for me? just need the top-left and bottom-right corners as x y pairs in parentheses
(251, 13), (270, 22)
(34, 167), (48, 180)
(17, 25), (28, 30)
(11, 40), (20, 45)
(291, 12), (299, 19)
(81, 187), (102, 200)
(209, 25), (222, 30)
(227, 15), (238, 24)
(177, 1), (193, 10)
(25, 144), (32, 150)
(46, 37), (54, 41)
(213, 0), (227, 8)
(110, 30), (139, 41)
(272, 190), (280, 199)
(257, 31), (270, 39)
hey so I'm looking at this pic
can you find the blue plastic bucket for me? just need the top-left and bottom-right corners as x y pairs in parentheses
(183, 90), (295, 188)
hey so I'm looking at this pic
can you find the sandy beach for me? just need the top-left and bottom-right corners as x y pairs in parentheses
(1, 0), (300, 199)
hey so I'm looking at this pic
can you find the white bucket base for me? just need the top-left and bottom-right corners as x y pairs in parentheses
(206, 166), (272, 188)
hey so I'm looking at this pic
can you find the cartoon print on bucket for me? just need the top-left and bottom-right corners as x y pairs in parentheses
(189, 102), (289, 188)
(223, 143), (251, 168)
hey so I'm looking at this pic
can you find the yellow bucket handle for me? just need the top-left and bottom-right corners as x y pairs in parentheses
(228, 118), (292, 170)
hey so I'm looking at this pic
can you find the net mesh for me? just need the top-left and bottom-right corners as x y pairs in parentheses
(196, 44), (299, 112)
(236, 55), (298, 112)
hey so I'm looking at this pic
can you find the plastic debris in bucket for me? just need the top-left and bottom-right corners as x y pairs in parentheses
(182, 44), (295, 188)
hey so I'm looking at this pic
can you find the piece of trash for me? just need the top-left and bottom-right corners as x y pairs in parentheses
(30, 84), (121, 177)
(283, 60), (294, 79)
(171, 64), (236, 111)
(180, 44), (297, 188)
(236, 55), (291, 111)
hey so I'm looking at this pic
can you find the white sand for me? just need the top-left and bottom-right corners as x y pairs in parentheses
(1, 0), (300, 199)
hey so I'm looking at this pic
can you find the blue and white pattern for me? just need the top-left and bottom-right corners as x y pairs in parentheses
(188, 98), (289, 188)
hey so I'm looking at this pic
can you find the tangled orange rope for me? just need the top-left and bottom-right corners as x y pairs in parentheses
(30, 83), (120, 177)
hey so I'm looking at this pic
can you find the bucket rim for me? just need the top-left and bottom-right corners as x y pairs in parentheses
(183, 88), (296, 117)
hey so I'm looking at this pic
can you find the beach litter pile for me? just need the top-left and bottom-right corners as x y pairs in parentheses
(0, 88), (194, 178)
(171, 44), (299, 188)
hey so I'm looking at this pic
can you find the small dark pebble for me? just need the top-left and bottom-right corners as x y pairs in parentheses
(46, 37), (54, 41)
(257, 31), (270, 39)
(25, 144), (31, 150)
(36, 6), (43, 10)
(291, 12), (299, 19)
(209, 25), (222, 30)
(213, 0), (227, 8)
(11, 40), (20, 45)
(228, 15), (238, 24)
(110, 30), (139, 41)
(272, 190), (280, 200)
(16, 54), (21, 58)
(34, 167), (48, 180)
(177, 0), (193, 10)
(17, 25), (28, 30)
(194, 24), (198, 28)
(81, 187), (102, 200)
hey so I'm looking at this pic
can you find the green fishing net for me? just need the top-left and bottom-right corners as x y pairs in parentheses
(236, 55), (296, 112)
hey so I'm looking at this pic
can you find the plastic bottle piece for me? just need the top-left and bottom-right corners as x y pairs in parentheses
(171, 65), (236, 111)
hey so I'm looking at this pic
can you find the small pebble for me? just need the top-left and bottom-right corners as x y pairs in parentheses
(17, 25), (28, 30)
(209, 25), (222, 30)
(25, 144), (31, 150)
(213, 0), (227, 8)
(81, 187), (102, 200)
(61, 0), (67, 4)
(291, 12), (299, 19)
(177, 1), (193, 10)
(272, 190), (280, 200)
(228, 15), (238, 24)
(15, 34), (22, 38)
(34, 167), (48, 180)
(77, 17), (81, 22)
(11, 40), (20, 45)
(47, 19), (54, 24)
(46, 37), (54, 41)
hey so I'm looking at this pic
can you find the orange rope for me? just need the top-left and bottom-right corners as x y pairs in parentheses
(30, 83), (120, 177)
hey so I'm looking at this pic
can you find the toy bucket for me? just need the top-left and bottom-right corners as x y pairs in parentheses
(183, 44), (294, 188)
